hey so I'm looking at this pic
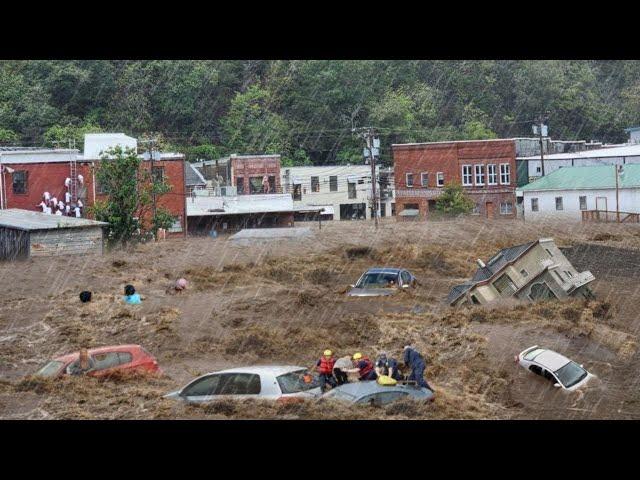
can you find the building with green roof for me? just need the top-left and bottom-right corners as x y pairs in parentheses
(519, 164), (640, 221)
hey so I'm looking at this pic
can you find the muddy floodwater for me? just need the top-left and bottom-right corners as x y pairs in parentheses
(1, 218), (640, 419)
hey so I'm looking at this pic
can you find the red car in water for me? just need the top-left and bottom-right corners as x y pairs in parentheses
(34, 344), (162, 378)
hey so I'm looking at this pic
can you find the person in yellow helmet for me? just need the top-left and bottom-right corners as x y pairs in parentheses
(315, 349), (337, 392)
(345, 352), (377, 381)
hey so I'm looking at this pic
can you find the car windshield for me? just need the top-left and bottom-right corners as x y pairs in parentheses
(554, 361), (588, 388)
(356, 272), (399, 289)
(35, 360), (64, 377)
(277, 369), (320, 394)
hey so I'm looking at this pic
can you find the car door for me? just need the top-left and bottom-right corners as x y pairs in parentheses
(180, 374), (222, 403)
(214, 373), (262, 400)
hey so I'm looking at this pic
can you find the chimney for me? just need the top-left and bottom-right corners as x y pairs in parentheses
(477, 259), (486, 268)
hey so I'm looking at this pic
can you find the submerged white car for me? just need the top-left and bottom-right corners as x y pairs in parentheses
(515, 345), (594, 391)
(164, 365), (322, 403)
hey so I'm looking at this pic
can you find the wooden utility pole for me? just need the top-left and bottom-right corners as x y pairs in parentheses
(141, 138), (158, 232)
(615, 164), (620, 223)
(536, 114), (549, 177)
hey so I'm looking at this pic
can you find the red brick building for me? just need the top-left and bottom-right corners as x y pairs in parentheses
(392, 139), (517, 220)
(0, 148), (187, 236)
(228, 154), (282, 194)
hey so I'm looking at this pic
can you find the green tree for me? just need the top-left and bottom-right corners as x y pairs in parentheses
(43, 122), (103, 148)
(90, 146), (173, 247)
(436, 182), (475, 215)
(0, 128), (18, 145)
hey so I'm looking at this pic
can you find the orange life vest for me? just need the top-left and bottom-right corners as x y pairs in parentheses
(318, 356), (335, 374)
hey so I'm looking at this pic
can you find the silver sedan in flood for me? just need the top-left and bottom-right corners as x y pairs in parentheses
(347, 268), (417, 297)
(164, 365), (322, 403)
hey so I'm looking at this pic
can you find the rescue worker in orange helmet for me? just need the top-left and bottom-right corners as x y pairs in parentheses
(315, 349), (337, 392)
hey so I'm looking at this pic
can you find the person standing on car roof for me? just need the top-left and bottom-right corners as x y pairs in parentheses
(403, 345), (434, 391)
(375, 352), (404, 381)
(346, 352), (377, 381)
(315, 349), (337, 392)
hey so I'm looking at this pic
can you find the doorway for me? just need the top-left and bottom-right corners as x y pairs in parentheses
(485, 201), (494, 219)
(596, 196), (607, 211)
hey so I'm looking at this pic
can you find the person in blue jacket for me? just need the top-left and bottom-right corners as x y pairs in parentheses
(403, 345), (434, 391)
(123, 284), (142, 305)
(375, 352), (404, 381)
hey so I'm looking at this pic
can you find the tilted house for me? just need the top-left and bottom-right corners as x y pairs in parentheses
(447, 238), (595, 306)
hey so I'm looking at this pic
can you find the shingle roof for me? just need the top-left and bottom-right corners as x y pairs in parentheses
(185, 163), (206, 186)
(447, 241), (536, 304)
(520, 164), (640, 192)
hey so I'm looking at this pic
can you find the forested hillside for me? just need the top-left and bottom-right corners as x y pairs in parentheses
(1, 60), (639, 165)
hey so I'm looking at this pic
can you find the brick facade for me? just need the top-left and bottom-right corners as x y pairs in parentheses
(393, 139), (517, 220)
(229, 155), (281, 194)
(1, 158), (186, 236)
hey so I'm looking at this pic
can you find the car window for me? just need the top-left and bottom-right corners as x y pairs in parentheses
(92, 352), (121, 370)
(277, 370), (319, 394)
(529, 365), (543, 376)
(217, 373), (261, 395)
(554, 361), (588, 388)
(542, 369), (556, 383)
(117, 352), (133, 365)
(357, 272), (399, 288)
(524, 348), (545, 361)
(400, 271), (411, 285)
(182, 374), (221, 397)
(36, 360), (64, 377)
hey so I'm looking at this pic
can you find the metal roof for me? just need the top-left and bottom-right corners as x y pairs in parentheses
(0, 209), (108, 231)
(185, 163), (207, 186)
(518, 143), (640, 161)
(520, 164), (640, 192)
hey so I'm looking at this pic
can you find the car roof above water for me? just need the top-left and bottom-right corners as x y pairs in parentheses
(532, 350), (571, 371)
(365, 268), (403, 275)
(210, 365), (307, 377)
(329, 381), (422, 397)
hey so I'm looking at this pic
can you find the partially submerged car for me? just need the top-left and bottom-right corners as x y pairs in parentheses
(35, 344), (162, 378)
(164, 365), (322, 403)
(323, 381), (434, 406)
(515, 345), (594, 391)
(347, 268), (417, 297)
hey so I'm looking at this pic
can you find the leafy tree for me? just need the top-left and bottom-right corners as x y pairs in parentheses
(43, 122), (103, 148)
(90, 146), (173, 247)
(435, 182), (475, 215)
(0, 128), (18, 145)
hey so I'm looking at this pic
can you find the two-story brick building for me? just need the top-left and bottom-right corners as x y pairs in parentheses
(392, 139), (517, 220)
(0, 134), (187, 236)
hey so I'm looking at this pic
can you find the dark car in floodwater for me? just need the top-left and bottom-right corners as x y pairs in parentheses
(347, 268), (417, 297)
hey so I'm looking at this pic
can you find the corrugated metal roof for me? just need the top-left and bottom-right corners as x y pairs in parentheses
(0, 209), (108, 231)
(185, 163), (206, 186)
(518, 143), (640, 161)
(520, 164), (640, 192)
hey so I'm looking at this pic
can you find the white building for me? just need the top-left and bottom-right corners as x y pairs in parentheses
(280, 165), (395, 220)
(626, 127), (640, 145)
(520, 164), (640, 222)
(517, 144), (640, 182)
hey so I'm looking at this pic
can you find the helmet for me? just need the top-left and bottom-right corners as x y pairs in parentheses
(353, 352), (362, 360)
(323, 349), (332, 357)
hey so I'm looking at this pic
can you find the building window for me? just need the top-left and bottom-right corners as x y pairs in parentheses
(348, 182), (357, 199)
(151, 166), (165, 184)
(500, 164), (511, 184)
(579, 196), (587, 210)
(12, 171), (28, 194)
(474, 165), (485, 186)
(500, 202), (513, 215)
(329, 176), (338, 192)
(437, 172), (444, 187)
(531, 198), (539, 212)
(169, 215), (183, 233)
(420, 172), (428, 187)
(293, 184), (302, 201)
(555, 196), (563, 211)
(406, 173), (414, 188)
(237, 177), (245, 195)
(462, 165), (473, 186)
(520, 269), (529, 278)
(487, 164), (497, 185)
(391, 203), (396, 216)
(536, 166), (542, 174)
(311, 176), (320, 192)
(268, 176), (276, 193)
(493, 273), (517, 297)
